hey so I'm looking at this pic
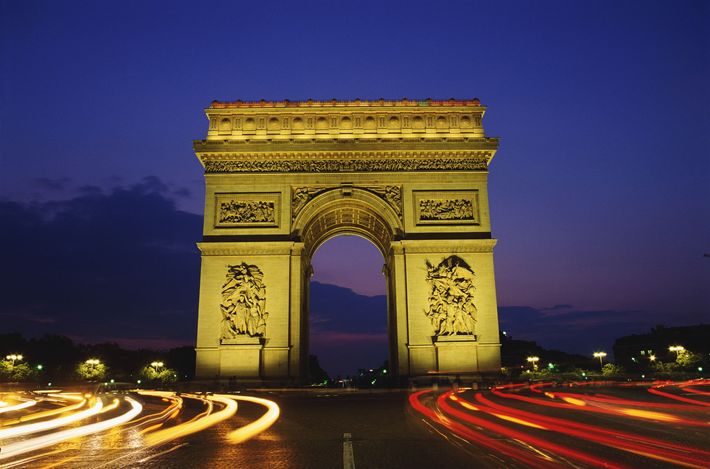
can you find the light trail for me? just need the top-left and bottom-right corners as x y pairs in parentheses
(0, 389), (281, 466)
(0, 399), (36, 414)
(224, 394), (280, 443)
(142, 393), (238, 447)
(491, 383), (709, 426)
(0, 397), (142, 461)
(411, 382), (710, 468)
(1, 398), (88, 426)
(0, 399), (100, 439)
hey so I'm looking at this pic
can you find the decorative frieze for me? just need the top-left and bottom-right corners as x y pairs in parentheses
(414, 190), (480, 225)
(425, 256), (477, 336)
(205, 155), (488, 174)
(419, 199), (474, 221)
(219, 200), (275, 224)
(214, 193), (280, 228)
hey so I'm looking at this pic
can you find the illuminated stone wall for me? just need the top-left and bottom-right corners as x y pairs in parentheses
(193, 98), (501, 381)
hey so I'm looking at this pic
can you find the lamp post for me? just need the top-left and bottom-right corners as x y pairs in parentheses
(593, 351), (607, 369)
(150, 361), (164, 372)
(5, 354), (23, 367)
(526, 356), (540, 371)
(85, 358), (101, 371)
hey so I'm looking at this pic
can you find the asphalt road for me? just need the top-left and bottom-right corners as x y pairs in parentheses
(1, 382), (708, 468)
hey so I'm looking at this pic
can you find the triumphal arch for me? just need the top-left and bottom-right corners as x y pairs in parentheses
(193, 98), (501, 382)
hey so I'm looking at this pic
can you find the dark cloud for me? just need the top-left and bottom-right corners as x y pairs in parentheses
(499, 305), (700, 358)
(309, 282), (388, 376)
(0, 178), (202, 348)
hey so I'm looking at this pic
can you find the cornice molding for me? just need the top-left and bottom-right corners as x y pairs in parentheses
(393, 239), (498, 254)
(197, 241), (295, 256)
(198, 150), (491, 173)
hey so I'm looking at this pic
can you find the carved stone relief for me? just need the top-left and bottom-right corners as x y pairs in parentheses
(220, 263), (268, 339)
(219, 200), (275, 223)
(205, 156), (489, 174)
(214, 193), (279, 227)
(425, 256), (476, 336)
(419, 199), (474, 221)
(292, 185), (402, 220)
(414, 190), (479, 225)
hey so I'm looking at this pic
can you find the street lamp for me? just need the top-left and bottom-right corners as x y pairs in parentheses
(649, 354), (656, 362)
(593, 351), (607, 369)
(668, 345), (685, 357)
(150, 361), (164, 371)
(526, 356), (540, 371)
(85, 358), (101, 369)
(5, 354), (23, 367)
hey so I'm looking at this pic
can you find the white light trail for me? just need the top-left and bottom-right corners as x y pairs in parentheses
(0, 400), (99, 439)
(0, 397), (143, 461)
(0, 399), (36, 414)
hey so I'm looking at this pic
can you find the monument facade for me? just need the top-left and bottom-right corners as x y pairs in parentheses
(193, 98), (501, 382)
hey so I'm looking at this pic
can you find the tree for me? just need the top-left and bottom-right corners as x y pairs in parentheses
(76, 360), (108, 381)
(138, 365), (177, 384)
(601, 363), (624, 377)
(0, 360), (33, 382)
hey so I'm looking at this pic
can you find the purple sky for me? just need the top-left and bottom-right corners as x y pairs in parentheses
(1, 1), (708, 373)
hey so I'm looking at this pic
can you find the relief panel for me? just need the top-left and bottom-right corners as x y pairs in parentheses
(214, 192), (280, 228)
(413, 190), (479, 225)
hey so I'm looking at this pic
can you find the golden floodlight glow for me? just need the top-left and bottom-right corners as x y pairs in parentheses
(225, 394), (280, 444)
(0, 397), (142, 461)
(0, 400), (100, 439)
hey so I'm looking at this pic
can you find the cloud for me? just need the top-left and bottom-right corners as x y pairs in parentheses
(310, 332), (388, 346)
(0, 178), (202, 344)
(499, 305), (701, 357)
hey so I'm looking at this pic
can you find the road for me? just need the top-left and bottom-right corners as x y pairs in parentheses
(0, 380), (708, 468)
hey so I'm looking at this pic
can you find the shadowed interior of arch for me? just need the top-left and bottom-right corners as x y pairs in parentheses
(309, 235), (388, 380)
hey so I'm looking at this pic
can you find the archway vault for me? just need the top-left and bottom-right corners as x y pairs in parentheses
(193, 98), (502, 383)
(294, 187), (403, 260)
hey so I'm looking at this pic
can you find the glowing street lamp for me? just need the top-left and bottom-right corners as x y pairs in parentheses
(649, 354), (656, 362)
(668, 345), (685, 357)
(526, 356), (540, 371)
(85, 358), (101, 370)
(593, 351), (607, 368)
(5, 354), (23, 367)
(150, 361), (164, 372)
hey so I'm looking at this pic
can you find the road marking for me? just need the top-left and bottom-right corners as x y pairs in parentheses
(343, 432), (355, 469)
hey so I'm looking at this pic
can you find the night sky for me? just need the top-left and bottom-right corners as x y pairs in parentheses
(1, 1), (708, 376)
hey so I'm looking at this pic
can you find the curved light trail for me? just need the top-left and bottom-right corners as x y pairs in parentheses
(410, 380), (709, 468)
(224, 394), (281, 443)
(0, 389), (282, 466)
(0, 399), (99, 439)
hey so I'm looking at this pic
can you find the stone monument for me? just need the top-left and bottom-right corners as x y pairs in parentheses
(193, 98), (501, 382)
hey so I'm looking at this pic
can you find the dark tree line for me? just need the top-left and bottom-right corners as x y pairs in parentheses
(0, 333), (195, 383)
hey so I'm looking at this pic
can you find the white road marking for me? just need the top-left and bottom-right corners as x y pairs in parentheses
(343, 432), (355, 469)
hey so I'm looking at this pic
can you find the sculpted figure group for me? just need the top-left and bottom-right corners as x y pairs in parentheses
(425, 256), (477, 335)
(220, 263), (268, 338)
(419, 198), (474, 221)
(219, 200), (275, 223)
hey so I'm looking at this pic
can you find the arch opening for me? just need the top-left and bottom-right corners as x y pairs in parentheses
(309, 235), (389, 383)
